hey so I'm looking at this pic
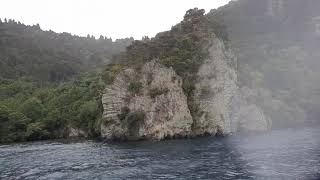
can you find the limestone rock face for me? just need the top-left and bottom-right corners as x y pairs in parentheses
(101, 37), (271, 141)
(67, 126), (88, 138)
(192, 38), (271, 135)
(192, 38), (238, 135)
(230, 87), (272, 132)
(101, 61), (193, 140)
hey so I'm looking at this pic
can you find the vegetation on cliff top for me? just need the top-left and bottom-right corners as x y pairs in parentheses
(208, 0), (320, 127)
(0, 73), (105, 143)
(0, 19), (133, 83)
(106, 8), (228, 119)
(0, 8), (228, 143)
(0, 19), (133, 143)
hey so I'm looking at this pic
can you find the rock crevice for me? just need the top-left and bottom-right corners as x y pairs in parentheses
(101, 37), (271, 141)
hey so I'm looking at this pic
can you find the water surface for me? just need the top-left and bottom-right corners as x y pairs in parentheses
(1, 127), (319, 179)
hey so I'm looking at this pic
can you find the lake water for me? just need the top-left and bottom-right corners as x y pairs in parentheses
(1, 127), (319, 180)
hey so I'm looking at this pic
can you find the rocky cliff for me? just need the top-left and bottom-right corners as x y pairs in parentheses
(101, 38), (270, 141)
(101, 61), (193, 140)
(101, 8), (271, 141)
(210, 0), (320, 127)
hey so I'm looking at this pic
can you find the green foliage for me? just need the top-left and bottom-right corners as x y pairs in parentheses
(118, 107), (130, 121)
(26, 122), (50, 141)
(116, 108), (146, 137)
(0, 8), (231, 143)
(18, 97), (46, 121)
(125, 110), (146, 136)
(102, 64), (124, 84)
(149, 88), (169, 99)
(77, 100), (99, 127)
(208, 0), (320, 126)
(112, 8), (213, 76)
(0, 106), (31, 142)
(0, 73), (105, 143)
(128, 81), (142, 94)
(200, 85), (212, 98)
(108, 8), (218, 121)
(0, 20), (133, 82)
(182, 77), (196, 97)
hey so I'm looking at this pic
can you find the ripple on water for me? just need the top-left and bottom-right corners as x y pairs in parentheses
(0, 127), (319, 179)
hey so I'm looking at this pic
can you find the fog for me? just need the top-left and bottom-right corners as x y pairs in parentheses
(0, 0), (230, 39)
(211, 0), (320, 128)
(0, 0), (320, 179)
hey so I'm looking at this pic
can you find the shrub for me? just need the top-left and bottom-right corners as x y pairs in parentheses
(102, 64), (124, 84)
(128, 81), (142, 94)
(117, 106), (130, 121)
(77, 100), (99, 127)
(125, 110), (146, 136)
(26, 122), (50, 141)
(200, 85), (211, 98)
(18, 97), (46, 121)
(149, 88), (169, 99)
(182, 78), (196, 97)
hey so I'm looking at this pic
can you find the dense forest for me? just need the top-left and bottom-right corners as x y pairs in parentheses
(0, 9), (226, 143)
(0, 18), (133, 82)
(103, 8), (228, 121)
(1, 0), (320, 143)
(0, 19), (133, 143)
(208, 0), (320, 127)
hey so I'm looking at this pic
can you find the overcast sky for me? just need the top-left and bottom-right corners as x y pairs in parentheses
(0, 0), (231, 40)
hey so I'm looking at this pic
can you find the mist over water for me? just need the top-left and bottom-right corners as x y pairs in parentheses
(1, 127), (319, 179)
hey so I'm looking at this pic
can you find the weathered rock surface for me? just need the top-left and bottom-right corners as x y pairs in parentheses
(67, 126), (88, 138)
(230, 87), (272, 132)
(101, 61), (193, 140)
(192, 38), (238, 136)
(101, 37), (271, 141)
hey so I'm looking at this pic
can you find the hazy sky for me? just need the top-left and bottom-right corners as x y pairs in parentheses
(0, 0), (231, 40)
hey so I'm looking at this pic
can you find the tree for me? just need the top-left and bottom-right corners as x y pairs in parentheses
(19, 97), (46, 121)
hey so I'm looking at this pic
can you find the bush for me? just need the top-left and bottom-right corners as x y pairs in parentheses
(77, 100), (99, 127)
(102, 64), (124, 84)
(118, 106), (130, 121)
(26, 122), (50, 141)
(149, 88), (169, 99)
(128, 81), (142, 94)
(18, 97), (46, 121)
(200, 85), (211, 98)
(0, 73), (105, 143)
(182, 78), (196, 97)
(125, 110), (146, 136)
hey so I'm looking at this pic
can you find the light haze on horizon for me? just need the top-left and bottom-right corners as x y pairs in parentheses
(0, 0), (231, 40)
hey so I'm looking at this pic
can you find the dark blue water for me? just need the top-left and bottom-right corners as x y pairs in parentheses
(1, 127), (319, 180)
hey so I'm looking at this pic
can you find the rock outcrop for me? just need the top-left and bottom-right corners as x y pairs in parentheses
(191, 38), (271, 136)
(101, 36), (271, 141)
(192, 38), (238, 136)
(67, 126), (88, 138)
(230, 87), (272, 132)
(101, 61), (193, 140)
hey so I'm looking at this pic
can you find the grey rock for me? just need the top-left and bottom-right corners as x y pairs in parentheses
(101, 60), (193, 140)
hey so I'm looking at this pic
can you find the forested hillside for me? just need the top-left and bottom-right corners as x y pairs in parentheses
(105, 8), (228, 120)
(0, 19), (133, 82)
(0, 19), (133, 143)
(1, 0), (320, 143)
(0, 9), (229, 143)
(209, 0), (320, 127)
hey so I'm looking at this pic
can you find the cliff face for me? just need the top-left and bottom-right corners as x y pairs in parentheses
(101, 35), (270, 141)
(210, 0), (320, 127)
(192, 38), (237, 135)
(100, 8), (272, 141)
(101, 61), (193, 140)
(192, 37), (270, 136)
